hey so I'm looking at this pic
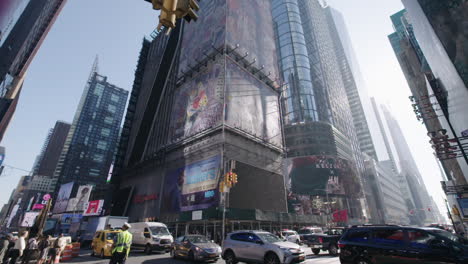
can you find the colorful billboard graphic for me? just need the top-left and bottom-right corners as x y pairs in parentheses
(60, 214), (83, 230)
(162, 155), (221, 213)
(53, 182), (74, 214)
(178, 0), (226, 76)
(169, 61), (224, 142)
(83, 200), (104, 216)
(225, 59), (282, 146)
(20, 212), (39, 227)
(32, 193), (51, 210)
(227, 0), (280, 85)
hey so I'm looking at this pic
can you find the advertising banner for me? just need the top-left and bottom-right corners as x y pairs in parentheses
(227, 0), (280, 85)
(53, 182), (74, 214)
(169, 61), (224, 142)
(178, 0), (226, 76)
(457, 198), (468, 218)
(162, 155), (221, 213)
(32, 193), (51, 210)
(225, 59), (282, 146)
(21, 212), (39, 227)
(74, 185), (93, 211)
(60, 214), (83, 230)
(83, 200), (104, 216)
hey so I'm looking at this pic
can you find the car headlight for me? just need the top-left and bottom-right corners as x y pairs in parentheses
(279, 247), (301, 255)
(153, 238), (160, 242)
(195, 246), (203, 252)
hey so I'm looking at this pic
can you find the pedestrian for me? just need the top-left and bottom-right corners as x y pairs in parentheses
(109, 223), (132, 264)
(21, 236), (38, 264)
(37, 236), (50, 264)
(0, 234), (11, 264)
(9, 231), (27, 264)
(3, 234), (14, 264)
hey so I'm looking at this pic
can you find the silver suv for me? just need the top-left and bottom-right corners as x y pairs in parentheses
(222, 230), (305, 264)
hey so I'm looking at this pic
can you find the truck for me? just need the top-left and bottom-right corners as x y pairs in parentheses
(81, 216), (128, 246)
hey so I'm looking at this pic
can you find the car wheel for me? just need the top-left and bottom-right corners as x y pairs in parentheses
(100, 249), (105, 259)
(312, 249), (320, 255)
(264, 253), (280, 264)
(90, 247), (95, 257)
(144, 244), (152, 255)
(355, 258), (372, 264)
(189, 250), (195, 261)
(328, 244), (338, 256)
(224, 250), (238, 264)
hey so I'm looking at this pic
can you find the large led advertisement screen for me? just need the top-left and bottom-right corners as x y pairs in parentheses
(178, 0), (226, 76)
(227, 0), (280, 83)
(225, 59), (282, 146)
(169, 61), (224, 142)
(162, 155), (221, 213)
(53, 182), (74, 214)
(285, 156), (361, 215)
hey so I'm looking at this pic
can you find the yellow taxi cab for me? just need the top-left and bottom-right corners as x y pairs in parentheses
(91, 229), (121, 258)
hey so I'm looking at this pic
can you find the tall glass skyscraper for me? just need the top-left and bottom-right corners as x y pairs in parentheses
(273, 0), (369, 223)
(54, 62), (128, 198)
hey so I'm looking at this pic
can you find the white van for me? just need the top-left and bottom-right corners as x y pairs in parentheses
(129, 222), (174, 254)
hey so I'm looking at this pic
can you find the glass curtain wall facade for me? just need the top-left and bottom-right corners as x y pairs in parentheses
(54, 67), (128, 199)
(273, 0), (368, 223)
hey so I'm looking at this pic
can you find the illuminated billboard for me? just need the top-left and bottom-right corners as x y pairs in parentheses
(53, 182), (74, 214)
(162, 155), (221, 213)
(169, 61), (224, 142)
(225, 59), (282, 146)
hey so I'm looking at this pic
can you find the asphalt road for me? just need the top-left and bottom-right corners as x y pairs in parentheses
(64, 248), (340, 264)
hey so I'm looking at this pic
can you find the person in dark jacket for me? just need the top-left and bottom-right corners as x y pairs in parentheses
(0, 235), (11, 264)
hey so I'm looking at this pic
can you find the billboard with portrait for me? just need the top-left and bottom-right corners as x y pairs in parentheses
(53, 182), (74, 214)
(74, 185), (93, 211)
(227, 0), (280, 84)
(178, 0), (226, 76)
(20, 212), (39, 227)
(225, 59), (282, 146)
(162, 155), (221, 213)
(169, 61), (224, 142)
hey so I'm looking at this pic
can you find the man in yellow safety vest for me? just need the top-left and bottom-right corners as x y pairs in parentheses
(109, 223), (133, 264)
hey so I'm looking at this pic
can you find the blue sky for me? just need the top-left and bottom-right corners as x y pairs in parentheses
(0, 0), (447, 219)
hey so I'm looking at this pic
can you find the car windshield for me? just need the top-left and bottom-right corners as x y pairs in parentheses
(187, 236), (210, 243)
(149, 226), (170, 236)
(282, 231), (295, 236)
(106, 233), (118, 240)
(257, 233), (282, 243)
(429, 229), (467, 244)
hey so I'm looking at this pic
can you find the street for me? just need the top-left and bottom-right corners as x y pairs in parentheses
(66, 248), (340, 264)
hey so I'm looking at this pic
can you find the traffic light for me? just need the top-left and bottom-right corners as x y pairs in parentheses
(232, 173), (238, 184)
(146, 0), (200, 31)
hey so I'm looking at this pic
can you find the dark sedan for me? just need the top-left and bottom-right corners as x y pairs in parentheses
(171, 235), (222, 262)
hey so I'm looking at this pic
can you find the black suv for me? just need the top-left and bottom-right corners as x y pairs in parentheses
(339, 225), (468, 264)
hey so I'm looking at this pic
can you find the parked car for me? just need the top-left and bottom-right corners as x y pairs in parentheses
(298, 227), (323, 240)
(129, 222), (174, 254)
(91, 229), (121, 258)
(222, 230), (305, 264)
(280, 230), (301, 244)
(303, 233), (340, 256)
(339, 225), (468, 264)
(171, 234), (221, 262)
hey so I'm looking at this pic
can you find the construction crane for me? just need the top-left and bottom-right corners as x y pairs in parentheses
(145, 0), (200, 33)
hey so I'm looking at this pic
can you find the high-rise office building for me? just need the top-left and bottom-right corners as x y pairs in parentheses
(0, 0), (67, 142)
(272, 0), (368, 223)
(33, 121), (70, 177)
(327, 8), (378, 161)
(112, 0), (325, 234)
(54, 62), (128, 199)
